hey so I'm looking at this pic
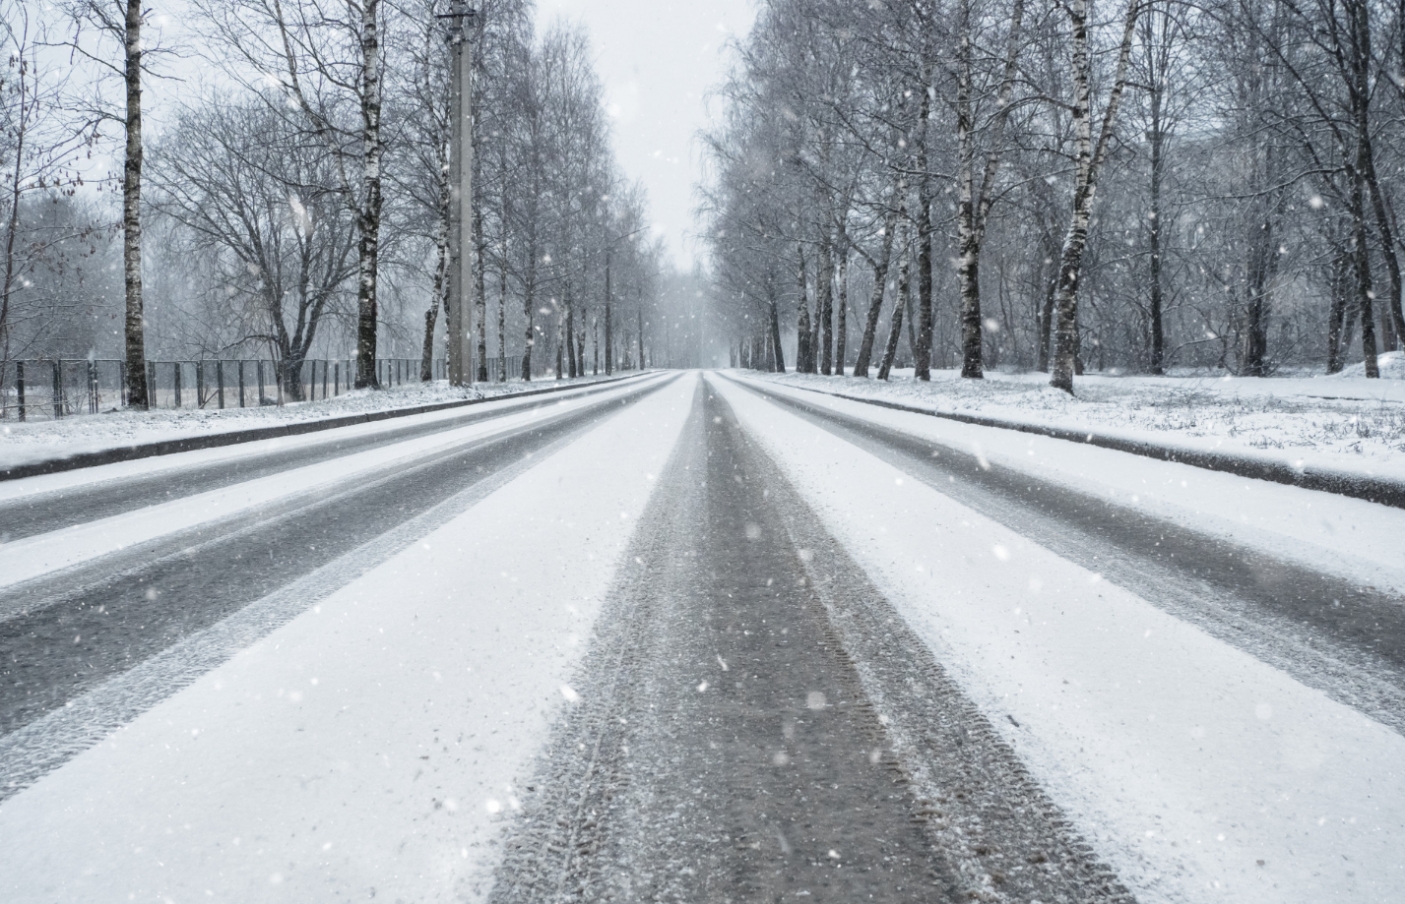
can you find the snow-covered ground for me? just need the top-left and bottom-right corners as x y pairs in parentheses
(0, 372), (643, 471)
(0, 373), (696, 902)
(712, 373), (1405, 904)
(754, 353), (1405, 482)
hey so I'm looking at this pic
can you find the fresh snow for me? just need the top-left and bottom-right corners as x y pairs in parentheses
(0, 375), (672, 595)
(753, 365), (1405, 482)
(0, 372), (646, 471)
(733, 374), (1405, 598)
(0, 373), (696, 903)
(711, 373), (1405, 904)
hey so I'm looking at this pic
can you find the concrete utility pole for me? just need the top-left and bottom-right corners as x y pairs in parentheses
(443, 1), (476, 387)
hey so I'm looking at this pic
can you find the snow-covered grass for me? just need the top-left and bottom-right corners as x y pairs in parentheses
(0, 373), (698, 903)
(753, 356), (1405, 480)
(0, 372), (643, 470)
(713, 373), (1405, 904)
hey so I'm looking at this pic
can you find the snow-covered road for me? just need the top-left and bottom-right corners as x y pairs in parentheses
(0, 369), (1401, 903)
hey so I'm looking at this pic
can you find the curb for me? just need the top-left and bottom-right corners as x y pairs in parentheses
(740, 375), (1405, 511)
(1, 372), (657, 483)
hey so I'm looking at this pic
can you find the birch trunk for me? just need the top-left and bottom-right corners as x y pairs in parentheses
(795, 245), (812, 373)
(818, 236), (834, 375)
(769, 293), (786, 372)
(1050, 0), (1140, 394)
(422, 155), (451, 382)
(353, 0), (384, 389)
(604, 250), (614, 374)
(877, 235), (911, 382)
(122, 0), (149, 408)
(498, 223), (508, 382)
(853, 203), (901, 378)
(835, 238), (849, 376)
(1350, 155), (1380, 378)
(914, 88), (934, 381)
(1148, 119), (1165, 374)
(956, 0), (1025, 380)
(521, 246), (536, 380)
(565, 288), (577, 378)
(474, 155), (488, 383)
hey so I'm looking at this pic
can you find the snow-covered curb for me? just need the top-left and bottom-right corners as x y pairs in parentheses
(0, 372), (655, 481)
(742, 374), (1405, 509)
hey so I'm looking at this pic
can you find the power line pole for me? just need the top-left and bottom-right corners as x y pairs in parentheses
(442, 1), (476, 387)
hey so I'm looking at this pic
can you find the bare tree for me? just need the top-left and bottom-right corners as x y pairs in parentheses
(197, 0), (396, 389)
(1048, 0), (1142, 393)
(149, 97), (358, 397)
(63, 0), (162, 405)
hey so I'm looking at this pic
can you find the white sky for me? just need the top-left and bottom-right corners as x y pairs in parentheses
(533, 0), (755, 269)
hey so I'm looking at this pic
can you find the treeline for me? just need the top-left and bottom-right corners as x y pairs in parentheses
(701, 0), (1405, 390)
(1, 0), (665, 404)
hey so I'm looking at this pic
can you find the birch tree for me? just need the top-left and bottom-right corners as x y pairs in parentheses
(1048, 0), (1142, 393)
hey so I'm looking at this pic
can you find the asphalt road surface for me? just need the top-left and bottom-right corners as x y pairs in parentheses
(489, 380), (1130, 903)
(0, 374), (675, 791)
(0, 373), (658, 543)
(5, 369), (1399, 900)
(726, 375), (1405, 736)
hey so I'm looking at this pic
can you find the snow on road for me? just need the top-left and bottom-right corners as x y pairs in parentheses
(756, 361), (1405, 483)
(0, 372), (649, 472)
(0, 373), (696, 903)
(0, 375), (668, 595)
(712, 373), (1405, 904)
(733, 375), (1405, 598)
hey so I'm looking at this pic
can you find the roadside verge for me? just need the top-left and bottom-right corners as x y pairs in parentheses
(0, 372), (657, 482)
(734, 374), (1405, 510)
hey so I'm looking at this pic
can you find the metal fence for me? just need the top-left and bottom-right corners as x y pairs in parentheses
(0, 357), (456, 421)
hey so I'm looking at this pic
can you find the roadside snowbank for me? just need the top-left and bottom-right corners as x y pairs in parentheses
(0, 372), (644, 471)
(751, 366), (1405, 480)
(713, 373), (1405, 904)
(0, 374), (697, 903)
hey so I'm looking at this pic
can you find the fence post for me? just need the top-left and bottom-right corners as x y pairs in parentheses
(119, 362), (127, 408)
(16, 361), (25, 421)
(174, 362), (183, 408)
(88, 360), (97, 413)
(238, 360), (246, 408)
(256, 360), (265, 405)
(334, 362), (340, 396)
(146, 362), (156, 409)
(217, 361), (225, 409)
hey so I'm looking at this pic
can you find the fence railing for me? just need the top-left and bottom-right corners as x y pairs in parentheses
(0, 357), (457, 422)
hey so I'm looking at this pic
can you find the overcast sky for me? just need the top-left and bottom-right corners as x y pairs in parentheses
(533, 0), (756, 269)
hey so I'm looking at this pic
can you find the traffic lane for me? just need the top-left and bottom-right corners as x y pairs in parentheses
(0, 376), (677, 737)
(490, 382), (1126, 904)
(729, 376), (1405, 725)
(0, 373), (667, 543)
